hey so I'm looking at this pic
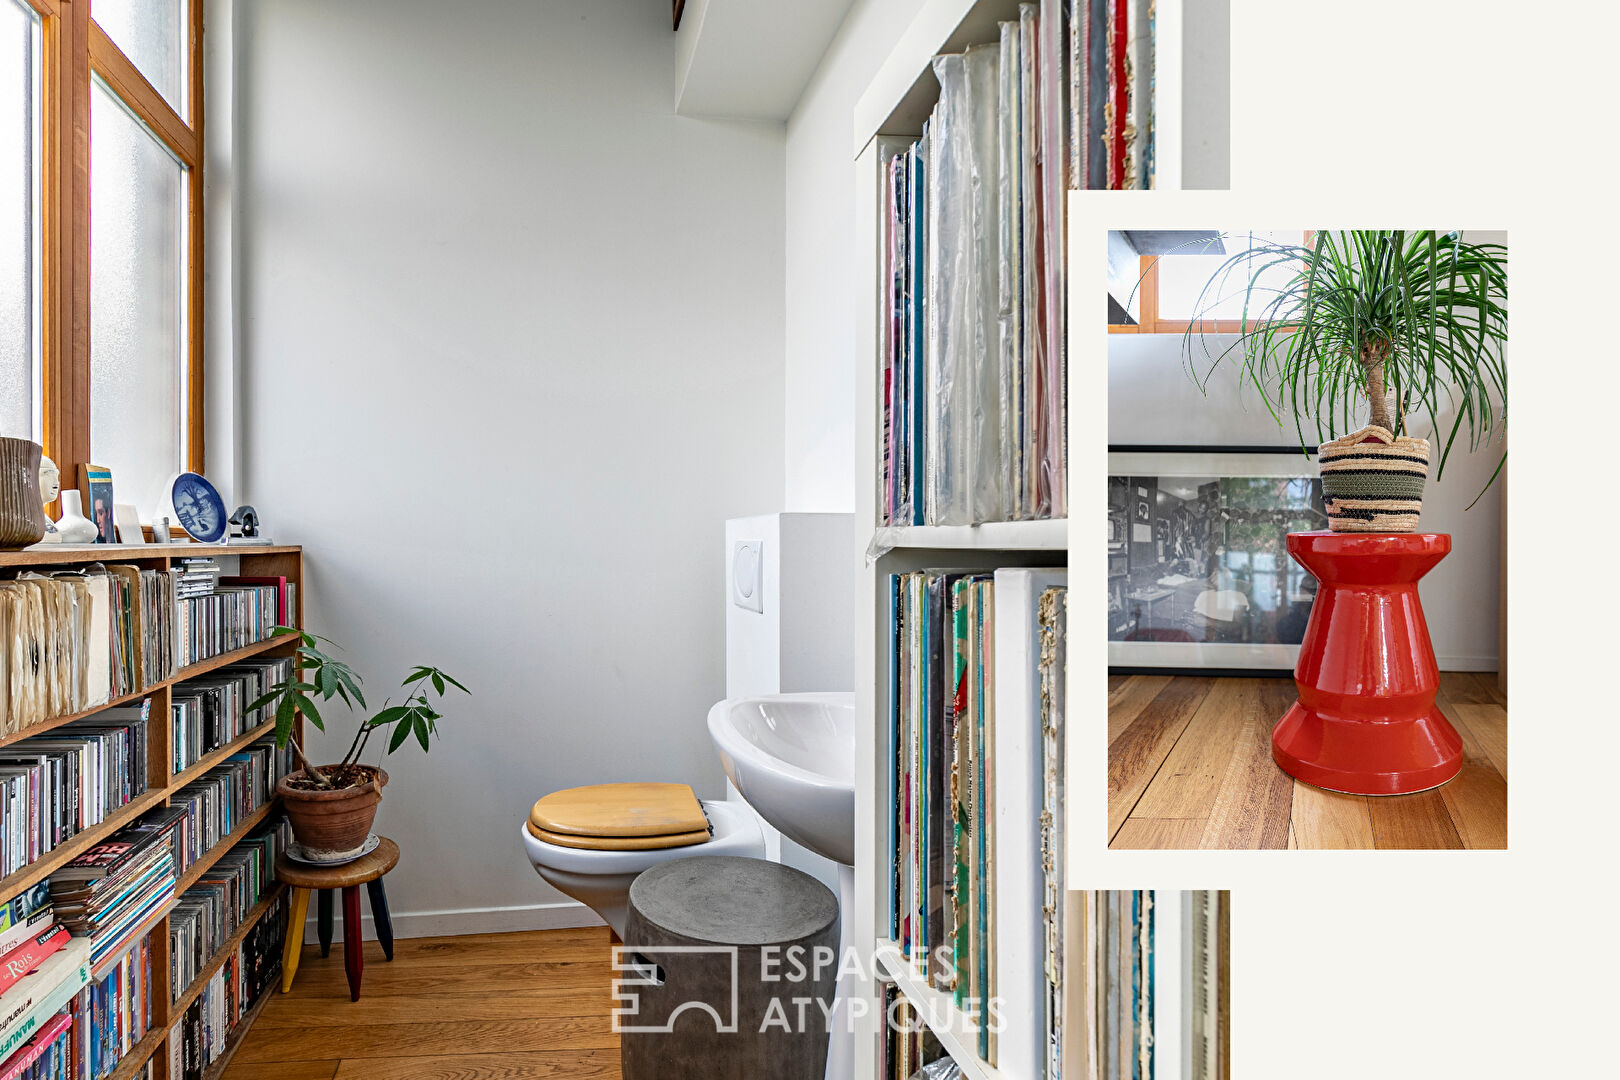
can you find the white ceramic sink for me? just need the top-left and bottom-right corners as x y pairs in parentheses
(706, 692), (856, 866)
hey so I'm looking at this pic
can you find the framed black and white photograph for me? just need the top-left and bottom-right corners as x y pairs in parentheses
(1108, 447), (1327, 672)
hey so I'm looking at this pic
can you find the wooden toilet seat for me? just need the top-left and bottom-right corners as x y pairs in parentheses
(526, 782), (712, 851)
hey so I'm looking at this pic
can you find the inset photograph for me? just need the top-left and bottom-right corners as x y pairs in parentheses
(1105, 230), (1507, 850)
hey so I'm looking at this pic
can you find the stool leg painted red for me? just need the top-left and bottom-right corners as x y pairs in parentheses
(341, 885), (364, 1001)
(366, 878), (394, 961)
(1272, 531), (1464, 795)
(317, 890), (333, 957)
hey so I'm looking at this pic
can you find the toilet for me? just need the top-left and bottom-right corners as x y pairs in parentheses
(520, 782), (764, 938)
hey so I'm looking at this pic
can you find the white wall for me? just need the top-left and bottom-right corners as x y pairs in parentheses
(1108, 311), (1506, 670)
(233, 0), (786, 935)
(783, 0), (930, 511)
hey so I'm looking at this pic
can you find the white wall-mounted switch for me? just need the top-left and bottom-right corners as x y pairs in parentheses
(731, 539), (764, 613)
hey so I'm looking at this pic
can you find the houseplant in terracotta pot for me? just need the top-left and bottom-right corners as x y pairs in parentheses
(1179, 229), (1508, 524)
(251, 627), (468, 859)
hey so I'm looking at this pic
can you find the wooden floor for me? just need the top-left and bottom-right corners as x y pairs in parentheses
(1109, 671), (1507, 849)
(223, 927), (622, 1080)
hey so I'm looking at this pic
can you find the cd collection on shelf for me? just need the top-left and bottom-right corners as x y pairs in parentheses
(0, 711), (151, 877)
(0, 566), (293, 741)
(169, 738), (292, 881)
(169, 817), (288, 1003)
(171, 658), (294, 773)
(168, 891), (285, 1080)
(878, 1), (1074, 529)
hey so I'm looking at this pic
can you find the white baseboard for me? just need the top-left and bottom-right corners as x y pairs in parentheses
(302, 898), (602, 943)
(1438, 655), (1499, 673)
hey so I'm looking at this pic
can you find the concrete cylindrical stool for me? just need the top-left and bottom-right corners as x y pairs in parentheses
(619, 855), (838, 1080)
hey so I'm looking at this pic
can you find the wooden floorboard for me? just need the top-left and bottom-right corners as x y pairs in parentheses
(224, 928), (622, 1080)
(1106, 676), (1212, 841)
(1109, 673), (1507, 850)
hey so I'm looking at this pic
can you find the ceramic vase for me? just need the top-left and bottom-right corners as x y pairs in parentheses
(0, 438), (49, 549)
(55, 489), (99, 544)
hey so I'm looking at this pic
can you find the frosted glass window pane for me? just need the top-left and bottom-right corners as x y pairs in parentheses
(93, 0), (189, 121)
(1, 0), (42, 441)
(91, 78), (187, 512)
(1157, 230), (1307, 320)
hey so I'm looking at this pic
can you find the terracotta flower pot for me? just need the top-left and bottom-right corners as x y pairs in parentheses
(279, 766), (387, 859)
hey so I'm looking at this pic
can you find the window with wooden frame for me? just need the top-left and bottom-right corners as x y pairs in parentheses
(5, 0), (203, 515)
(1110, 230), (1310, 335)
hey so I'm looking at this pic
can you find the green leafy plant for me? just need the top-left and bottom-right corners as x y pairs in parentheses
(249, 626), (468, 789)
(1179, 230), (1508, 502)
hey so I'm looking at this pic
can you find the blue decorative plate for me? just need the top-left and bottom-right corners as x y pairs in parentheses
(169, 472), (226, 543)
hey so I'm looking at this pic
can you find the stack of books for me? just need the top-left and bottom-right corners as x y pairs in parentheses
(0, 711), (151, 877)
(0, 902), (93, 1067)
(167, 890), (283, 1080)
(48, 821), (180, 968)
(0, 1009), (75, 1080)
(171, 658), (294, 772)
(878, 3), (1069, 528)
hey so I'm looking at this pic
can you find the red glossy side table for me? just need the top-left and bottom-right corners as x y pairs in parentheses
(1272, 531), (1463, 795)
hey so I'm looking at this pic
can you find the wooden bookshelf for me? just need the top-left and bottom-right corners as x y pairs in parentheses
(0, 543), (303, 1080)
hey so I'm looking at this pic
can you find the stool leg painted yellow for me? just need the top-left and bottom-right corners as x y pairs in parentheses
(281, 887), (311, 993)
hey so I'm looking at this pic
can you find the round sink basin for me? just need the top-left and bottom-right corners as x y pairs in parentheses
(706, 693), (856, 866)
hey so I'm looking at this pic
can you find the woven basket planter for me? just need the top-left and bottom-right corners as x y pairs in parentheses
(1319, 425), (1431, 533)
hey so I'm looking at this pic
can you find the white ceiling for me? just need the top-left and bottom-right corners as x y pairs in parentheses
(675, 0), (856, 121)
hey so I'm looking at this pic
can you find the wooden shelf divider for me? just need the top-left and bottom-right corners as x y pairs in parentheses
(0, 545), (302, 1080)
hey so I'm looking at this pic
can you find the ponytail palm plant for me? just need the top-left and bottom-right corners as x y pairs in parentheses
(1181, 230), (1508, 501)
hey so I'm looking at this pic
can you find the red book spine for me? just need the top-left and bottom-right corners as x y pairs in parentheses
(0, 924), (70, 996)
(1109, 0), (1128, 189)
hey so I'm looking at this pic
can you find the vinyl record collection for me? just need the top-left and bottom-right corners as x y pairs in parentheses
(171, 658), (293, 773)
(169, 817), (287, 1005)
(0, 710), (150, 877)
(888, 570), (1000, 1058)
(879, 988), (947, 1080)
(0, 568), (292, 741)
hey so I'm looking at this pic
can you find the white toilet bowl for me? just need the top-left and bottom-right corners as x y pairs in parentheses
(520, 799), (764, 938)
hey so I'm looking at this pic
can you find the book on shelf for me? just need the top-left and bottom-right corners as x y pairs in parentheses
(0, 927), (70, 997)
(50, 835), (176, 971)
(879, 986), (947, 1080)
(0, 1008), (71, 1080)
(0, 887), (54, 959)
(878, 0), (1070, 530)
(69, 932), (154, 1080)
(0, 936), (91, 1061)
(1038, 583), (1067, 1079)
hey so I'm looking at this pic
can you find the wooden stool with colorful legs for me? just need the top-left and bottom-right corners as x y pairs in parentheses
(278, 837), (401, 1001)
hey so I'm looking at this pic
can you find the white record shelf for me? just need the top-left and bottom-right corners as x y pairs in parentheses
(850, 4), (1091, 1079)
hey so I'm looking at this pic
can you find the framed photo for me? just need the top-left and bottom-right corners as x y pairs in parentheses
(1107, 446), (1326, 673)
(78, 464), (116, 544)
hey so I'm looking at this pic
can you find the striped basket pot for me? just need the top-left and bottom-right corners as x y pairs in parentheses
(1318, 425), (1431, 533)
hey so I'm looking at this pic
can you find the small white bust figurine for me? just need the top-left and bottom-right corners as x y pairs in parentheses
(38, 455), (61, 542)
